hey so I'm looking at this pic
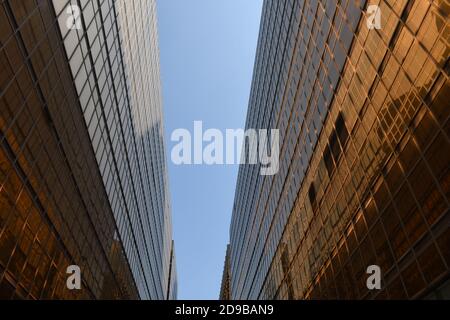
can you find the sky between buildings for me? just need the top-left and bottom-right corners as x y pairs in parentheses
(156, 0), (263, 299)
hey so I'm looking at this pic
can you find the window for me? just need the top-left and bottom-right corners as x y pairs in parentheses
(308, 184), (318, 212)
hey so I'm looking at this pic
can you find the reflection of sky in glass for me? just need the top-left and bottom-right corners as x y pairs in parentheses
(54, 0), (175, 299)
(117, 0), (173, 299)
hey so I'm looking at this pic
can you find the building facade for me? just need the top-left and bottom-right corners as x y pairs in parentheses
(0, 0), (175, 299)
(219, 244), (231, 300)
(167, 240), (177, 300)
(229, 0), (449, 299)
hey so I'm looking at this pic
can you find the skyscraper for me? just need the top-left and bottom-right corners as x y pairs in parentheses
(0, 0), (175, 299)
(229, 0), (449, 299)
(167, 240), (177, 300)
(219, 244), (231, 300)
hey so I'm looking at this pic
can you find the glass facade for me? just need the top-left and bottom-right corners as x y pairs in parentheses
(229, 0), (449, 299)
(167, 240), (177, 300)
(0, 0), (175, 299)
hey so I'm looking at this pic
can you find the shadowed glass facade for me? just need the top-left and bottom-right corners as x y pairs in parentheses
(229, 0), (449, 299)
(0, 0), (175, 299)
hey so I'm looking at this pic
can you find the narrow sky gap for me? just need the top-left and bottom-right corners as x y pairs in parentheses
(157, 0), (263, 299)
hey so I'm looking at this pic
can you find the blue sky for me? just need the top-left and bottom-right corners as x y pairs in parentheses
(156, 0), (263, 299)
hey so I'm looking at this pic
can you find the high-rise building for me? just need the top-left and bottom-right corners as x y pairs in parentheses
(219, 244), (231, 300)
(167, 240), (177, 300)
(0, 0), (175, 299)
(229, 0), (449, 299)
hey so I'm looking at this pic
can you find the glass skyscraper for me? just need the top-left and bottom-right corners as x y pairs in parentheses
(0, 0), (175, 299)
(219, 244), (231, 300)
(228, 0), (449, 299)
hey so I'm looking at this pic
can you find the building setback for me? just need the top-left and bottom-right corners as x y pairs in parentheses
(229, 0), (449, 299)
(0, 0), (175, 299)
